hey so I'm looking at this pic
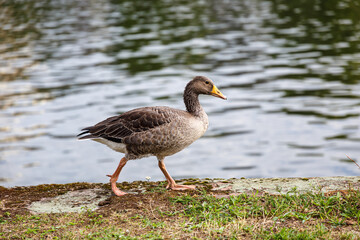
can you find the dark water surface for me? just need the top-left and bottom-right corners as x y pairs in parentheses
(1, 0), (360, 187)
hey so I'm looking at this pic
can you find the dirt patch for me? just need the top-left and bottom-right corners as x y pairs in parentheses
(97, 191), (187, 218)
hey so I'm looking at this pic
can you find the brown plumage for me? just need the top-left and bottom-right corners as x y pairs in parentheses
(77, 76), (227, 196)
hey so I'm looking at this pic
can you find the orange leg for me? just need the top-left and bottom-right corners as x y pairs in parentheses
(158, 158), (196, 190)
(107, 157), (128, 196)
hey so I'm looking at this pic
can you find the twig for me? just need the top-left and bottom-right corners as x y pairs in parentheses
(346, 154), (360, 169)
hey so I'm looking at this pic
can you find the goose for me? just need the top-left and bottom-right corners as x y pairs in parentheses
(77, 76), (227, 196)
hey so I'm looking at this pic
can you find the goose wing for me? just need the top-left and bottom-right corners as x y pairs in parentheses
(77, 107), (173, 143)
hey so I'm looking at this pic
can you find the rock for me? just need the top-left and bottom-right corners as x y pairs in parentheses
(28, 188), (111, 213)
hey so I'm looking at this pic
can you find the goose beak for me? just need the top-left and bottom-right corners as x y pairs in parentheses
(211, 85), (227, 100)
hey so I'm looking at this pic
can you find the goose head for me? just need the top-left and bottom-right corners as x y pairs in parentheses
(187, 76), (227, 100)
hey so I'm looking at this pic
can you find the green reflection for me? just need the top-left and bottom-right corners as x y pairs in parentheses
(0, 1), (43, 82)
(105, 0), (213, 74)
(265, 0), (360, 84)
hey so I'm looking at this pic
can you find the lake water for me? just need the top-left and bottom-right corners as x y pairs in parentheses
(1, 0), (360, 187)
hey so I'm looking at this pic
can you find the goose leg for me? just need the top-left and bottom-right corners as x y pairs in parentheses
(107, 157), (128, 196)
(158, 158), (196, 190)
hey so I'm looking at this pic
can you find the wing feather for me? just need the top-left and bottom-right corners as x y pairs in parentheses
(77, 107), (173, 142)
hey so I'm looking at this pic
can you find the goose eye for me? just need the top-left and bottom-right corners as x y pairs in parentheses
(205, 81), (209, 84)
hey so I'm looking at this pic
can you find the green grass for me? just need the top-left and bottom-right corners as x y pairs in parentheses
(171, 190), (360, 223)
(168, 190), (360, 239)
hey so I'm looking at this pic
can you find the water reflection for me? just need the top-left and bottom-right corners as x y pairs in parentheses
(1, 0), (360, 187)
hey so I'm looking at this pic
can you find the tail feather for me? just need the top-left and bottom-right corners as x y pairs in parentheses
(77, 127), (94, 139)
(78, 134), (97, 140)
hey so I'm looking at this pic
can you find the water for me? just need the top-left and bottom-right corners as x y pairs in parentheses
(1, 0), (360, 187)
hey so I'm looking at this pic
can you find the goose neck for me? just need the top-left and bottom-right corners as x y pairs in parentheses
(184, 90), (204, 116)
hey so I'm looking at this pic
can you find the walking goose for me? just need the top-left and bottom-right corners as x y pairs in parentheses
(77, 76), (227, 196)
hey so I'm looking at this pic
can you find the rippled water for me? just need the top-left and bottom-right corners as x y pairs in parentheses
(1, 0), (360, 187)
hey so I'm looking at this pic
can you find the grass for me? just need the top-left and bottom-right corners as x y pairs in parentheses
(170, 190), (360, 239)
(1, 183), (360, 239)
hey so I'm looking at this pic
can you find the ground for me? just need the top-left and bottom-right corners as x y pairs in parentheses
(1, 178), (360, 239)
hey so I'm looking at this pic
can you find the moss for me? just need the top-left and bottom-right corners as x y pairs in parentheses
(181, 181), (195, 185)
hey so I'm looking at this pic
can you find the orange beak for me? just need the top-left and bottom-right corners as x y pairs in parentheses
(210, 85), (227, 100)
